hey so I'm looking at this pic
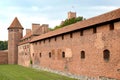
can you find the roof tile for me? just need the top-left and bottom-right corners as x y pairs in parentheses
(8, 17), (23, 29)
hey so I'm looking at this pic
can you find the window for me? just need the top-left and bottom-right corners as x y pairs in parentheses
(55, 37), (57, 41)
(81, 51), (85, 59)
(49, 38), (51, 42)
(93, 27), (97, 33)
(39, 53), (42, 57)
(62, 35), (64, 40)
(62, 52), (65, 58)
(33, 53), (34, 57)
(39, 41), (41, 44)
(80, 30), (83, 36)
(35, 42), (37, 45)
(103, 49), (110, 61)
(10, 29), (13, 32)
(70, 33), (73, 38)
(49, 52), (51, 58)
(43, 40), (45, 43)
(109, 23), (114, 30)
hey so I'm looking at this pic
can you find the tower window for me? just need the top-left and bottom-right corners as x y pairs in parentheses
(33, 53), (34, 57)
(103, 49), (110, 61)
(81, 51), (85, 59)
(62, 52), (65, 58)
(109, 23), (114, 30)
(10, 29), (13, 32)
(49, 52), (51, 58)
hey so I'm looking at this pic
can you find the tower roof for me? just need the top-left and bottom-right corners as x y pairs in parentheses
(8, 17), (23, 29)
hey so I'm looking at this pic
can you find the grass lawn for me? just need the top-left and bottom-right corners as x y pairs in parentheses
(0, 65), (77, 80)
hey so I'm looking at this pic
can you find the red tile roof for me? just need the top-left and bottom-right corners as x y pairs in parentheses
(8, 17), (23, 29)
(18, 31), (32, 45)
(30, 8), (120, 42)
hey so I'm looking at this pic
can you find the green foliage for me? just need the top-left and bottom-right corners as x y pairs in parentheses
(0, 65), (77, 80)
(50, 16), (85, 31)
(0, 41), (8, 50)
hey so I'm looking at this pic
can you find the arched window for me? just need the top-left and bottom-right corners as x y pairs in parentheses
(81, 51), (85, 59)
(49, 52), (51, 58)
(62, 52), (65, 58)
(103, 49), (110, 61)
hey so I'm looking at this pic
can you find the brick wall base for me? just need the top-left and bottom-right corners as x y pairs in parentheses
(31, 64), (117, 80)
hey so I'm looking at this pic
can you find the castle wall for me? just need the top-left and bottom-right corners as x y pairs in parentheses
(28, 21), (120, 79)
(18, 43), (31, 67)
(0, 51), (8, 64)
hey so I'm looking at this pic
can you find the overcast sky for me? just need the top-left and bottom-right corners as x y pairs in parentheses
(0, 0), (120, 40)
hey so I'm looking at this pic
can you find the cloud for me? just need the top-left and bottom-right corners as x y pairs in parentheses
(0, 0), (120, 40)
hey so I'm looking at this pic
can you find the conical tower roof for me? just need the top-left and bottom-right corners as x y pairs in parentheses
(8, 17), (23, 29)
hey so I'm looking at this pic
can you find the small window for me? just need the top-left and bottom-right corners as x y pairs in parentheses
(49, 38), (51, 42)
(49, 52), (51, 58)
(35, 42), (37, 45)
(62, 35), (64, 40)
(80, 30), (83, 36)
(39, 53), (42, 57)
(55, 37), (57, 41)
(70, 33), (73, 38)
(44, 40), (45, 43)
(39, 41), (41, 44)
(62, 52), (65, 58)
(10, 29), (13, 32)
(81, 51), (85, 59)
(33, 53), (34, 56)
(93, 27), (97, 33)
(109, 23), (114, 30)
(103, 49), (110, 61)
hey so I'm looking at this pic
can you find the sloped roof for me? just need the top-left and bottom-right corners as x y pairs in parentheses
(30, 8), (120, 42)
(21, 31), (32, 40)
(8, 17), (23, 29)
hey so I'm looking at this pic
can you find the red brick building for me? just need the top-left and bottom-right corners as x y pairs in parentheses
(8, 9), (120, 79)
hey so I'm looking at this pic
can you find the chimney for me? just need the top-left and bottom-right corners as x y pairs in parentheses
(68, 12), (76, 19)
(41, 24), (49, 34)
(26, 29), (31, 34)
(32, 23), (40, 35)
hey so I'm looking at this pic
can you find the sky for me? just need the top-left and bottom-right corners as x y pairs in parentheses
(0, 0), (120, 40)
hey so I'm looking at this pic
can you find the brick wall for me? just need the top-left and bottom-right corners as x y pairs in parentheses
(0, 50), (8, 64)
(29, 21), (120, 79)
(18, 21), (120, 79)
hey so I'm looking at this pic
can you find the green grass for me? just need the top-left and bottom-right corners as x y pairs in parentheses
(0, 65), (77, 80)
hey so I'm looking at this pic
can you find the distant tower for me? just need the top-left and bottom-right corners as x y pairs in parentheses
(68, 12), (76, 19)
(8, 17), (24, 64)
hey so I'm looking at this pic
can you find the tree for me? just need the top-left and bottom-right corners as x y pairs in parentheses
(50, 16), (85, 31)
(0, 41), (8, 50)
